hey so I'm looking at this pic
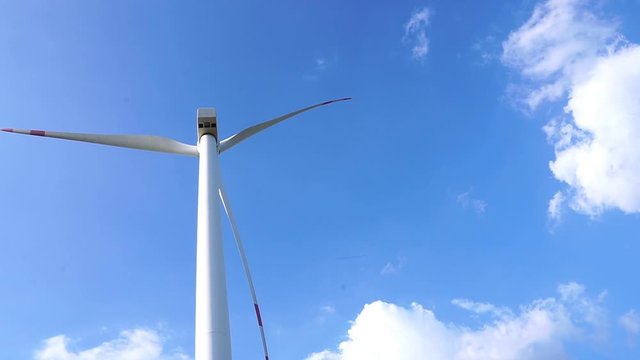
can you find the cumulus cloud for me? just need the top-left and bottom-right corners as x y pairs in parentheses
(306, 350), (341, 360)
(34, 329), (190, 360)
(404, 7), (431, 60)
(552, 46), (640, 215)
(306, 282), (607, 360)
(501, 0), (618, 108)
(502, 0), (640, 216)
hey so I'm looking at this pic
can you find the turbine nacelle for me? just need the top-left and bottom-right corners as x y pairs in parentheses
(197, 108), (218, 141)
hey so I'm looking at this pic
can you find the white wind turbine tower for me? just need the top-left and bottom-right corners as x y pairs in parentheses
(2, 97), (350, 360)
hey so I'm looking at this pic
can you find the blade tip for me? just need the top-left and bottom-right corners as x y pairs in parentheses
(321, 97), (352, 106)
(1, 128), (13, 132)
(332, 97), (352, 103)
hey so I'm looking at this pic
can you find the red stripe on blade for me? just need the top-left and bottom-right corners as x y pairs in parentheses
(254, 304), (263, 327)
(30, 130), (46, 136)
(1, 128), (13, 132)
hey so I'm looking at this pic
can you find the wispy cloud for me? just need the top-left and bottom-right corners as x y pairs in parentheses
(620, 309), (640, 345)
(457, 190), (487, 215)
(315, 305), (337, 325)
(502, 0), (640, 217)
(501, 0), (619, 108)
(303, 56), (337, 81)
(403, 7), (431, 60)
(472, 35), (500, 65)
(34, 328), (190, 360)
(548, 191), (564, 221)
(321, 305), (336, 314)
(315, 57), (328, 71)
(306, 282), (608, 360)
(451, 298), (512, 318)
(380, 256), (407, 275)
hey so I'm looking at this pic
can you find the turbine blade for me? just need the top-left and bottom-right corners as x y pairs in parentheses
(218, 176), (270, 360)
(2, 128), (197, 156)
(218, 97), (351, 153)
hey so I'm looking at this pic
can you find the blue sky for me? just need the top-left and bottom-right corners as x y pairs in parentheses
(1, 0), (640, 359)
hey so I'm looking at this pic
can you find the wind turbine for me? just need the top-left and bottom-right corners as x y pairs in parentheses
(1, 97), (351, 360)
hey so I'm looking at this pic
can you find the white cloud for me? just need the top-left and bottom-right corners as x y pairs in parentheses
(306, 283), (607, 360)
(503, 0), (640, 216)
(552, 46), (640, 215)
(404, 7), (431, 60)
(451, 298), (512, 318)
(557, 282), (608, 341)
(457, 191), (488, 215)
(501, 0), (617, 84)
(548, 191), (565, 220)
(501, 0), (620, 109)
(34, 329), (190, 360)
(306, 350), (341, 360)
(620, 309), (640, 342)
